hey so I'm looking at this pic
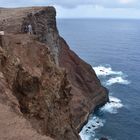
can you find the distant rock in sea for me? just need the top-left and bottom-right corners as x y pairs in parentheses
(100, 137), (108, 140)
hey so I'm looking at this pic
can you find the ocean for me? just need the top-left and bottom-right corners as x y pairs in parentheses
(57, 19), (140, 140)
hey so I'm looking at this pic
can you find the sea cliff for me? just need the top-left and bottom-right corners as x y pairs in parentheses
(0, 7), (108, 140)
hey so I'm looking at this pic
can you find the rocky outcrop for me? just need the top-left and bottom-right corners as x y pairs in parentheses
(58, 38), (108, 131)
(0, 34), (80, 140)
(0, 75), (53, 140)
(0, 6), (108, 140)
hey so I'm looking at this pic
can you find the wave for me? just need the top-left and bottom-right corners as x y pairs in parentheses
(79, 116), (105, 140)
(100, 96), (123, 114)
(93, 65), (130, 86)
(79, 96), (123, 140)
(106, 76), (130, 86)
(80, 65), (127, 140)
(93, 66), (123, 77)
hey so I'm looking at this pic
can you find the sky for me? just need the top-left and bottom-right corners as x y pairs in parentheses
(1, 0), (140, 19)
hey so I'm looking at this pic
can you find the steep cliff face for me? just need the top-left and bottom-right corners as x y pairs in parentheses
(58, 38), (108, 131)
(0, 6), (108, 140)
(0, 34), (80, 140)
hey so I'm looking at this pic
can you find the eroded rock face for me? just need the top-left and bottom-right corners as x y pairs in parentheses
(0, 6), (108, 140)
(0, 34), (80, 140)
(58, 37), (108, 131)
(0, 36), (53, 140)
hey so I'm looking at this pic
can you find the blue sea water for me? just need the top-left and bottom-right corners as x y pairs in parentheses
(57, 19), (140, 140)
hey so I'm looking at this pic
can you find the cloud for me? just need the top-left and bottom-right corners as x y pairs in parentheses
(31, 0), (139, 8)
(0, 0), (140, 9)
(119, 0), (133, 4)
(55, 4), (140, 19)
(1, 0), (140, 19)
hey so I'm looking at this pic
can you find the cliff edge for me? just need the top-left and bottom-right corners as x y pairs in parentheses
(0, 7), (108, 140)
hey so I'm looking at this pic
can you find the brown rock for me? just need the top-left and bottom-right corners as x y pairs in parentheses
(0, 6), (108, 140)
(0, 53), (53, 140)
(58, 37), (108, 131)
(0, 34), (80, 140)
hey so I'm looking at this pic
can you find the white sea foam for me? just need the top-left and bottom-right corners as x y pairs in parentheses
(100, 96), (123, 114)
(80, 65), (127, 140)
(80, 96), (123, 140)
(79, 116), (105, 140)
(79, 133), (91, 140)
(93, 66), (123, 76)
(106, 76), (130, 86)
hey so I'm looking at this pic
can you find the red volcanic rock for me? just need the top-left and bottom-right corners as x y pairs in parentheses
(0, 34), (80, 140)
(0, 6), (108, 140)
(0, 83), (53, 140)
(58, 37), (108, 131)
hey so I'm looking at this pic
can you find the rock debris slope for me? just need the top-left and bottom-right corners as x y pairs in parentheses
(0, 7), (108, 140)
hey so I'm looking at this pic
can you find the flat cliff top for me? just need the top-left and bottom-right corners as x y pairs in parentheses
(0, 6), (56, 33)
(0, 7), (52, 19)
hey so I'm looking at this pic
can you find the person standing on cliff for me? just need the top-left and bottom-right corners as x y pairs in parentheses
(28, 24), (33, 35)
